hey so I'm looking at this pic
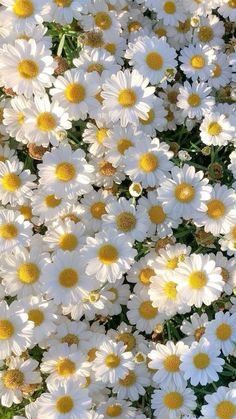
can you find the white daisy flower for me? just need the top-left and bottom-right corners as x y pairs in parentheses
(113, 363), (150, 401)
(97, 398), (140, 418)
(219, 0), (236, 22)
(153, 0), (186, 25)
(79, 189), (113, 234)
(3, 95), (29, 143)
(48, 318), (91, 350)
(201, 386), (236, 419)
(150, 243), (191, 272)
(194, 15), (225, 49)
(126, 253), (157, 293)
(137, 96), (167, 135)
(151, 385), (197, 419)
(1, 0), (47, 30)
(179, 44), (215, 81)
(213, 251), (236, 295)
(200, 112), (235, 146)
(74, 48), (120, 81)
(180, 313), (209, 345)
(0, 143), (16, 163)
(208, 53), (232, 89)
(104, 278), (130, 316)
(31, 187), (71, 224)
(43, 219), (86, 253)
(43, 0), (90, 24)
(82, 119), (112, 158)
(177, 81), (215, 120)
(204, 311), (236, 356)
(0, 209), (32, 254)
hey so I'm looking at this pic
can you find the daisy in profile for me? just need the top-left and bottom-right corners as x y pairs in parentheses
(113, 363), (150, 401)
(201, 386), (236, 419)
(43, 219), (86, 253)
(79, 189), (113, 234)
(0, 356), (42, 407)
(101, 69), (155, 127)
(157, 164), (212, 220)
(151, 385), (197, 419)
(177, 81), (214, 120)
(175, 253), (224, 308)
(0, 300), (33, 359)
(38, 143), (94, 199)
(200, 112), (235, 146)
(0, 39), (55, 98)
(180, 337), (224, 386)
(92, 339), (134, 385)
(124, 137), (173, 188)
(180, 313), (209, 345)
(125, 36), (177, 85)
(82, 228), (137, 283)
(0, 209), (32, 253)
(50, 69), (100, 121)
(179, 44), (215, 81)
(204, 311), (236, 356)
(2, 95), (29, 143)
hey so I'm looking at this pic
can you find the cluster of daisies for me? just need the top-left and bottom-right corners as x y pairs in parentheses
(0, 0), (236, 418)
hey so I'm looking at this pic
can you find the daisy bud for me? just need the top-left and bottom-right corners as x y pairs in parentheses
(178, 150), (191, 161)
(207, 163), (223, 180)
(169, 142), (180, 156)
(129, 182), (142, 197)
(135, 352), (146, 364)
(55, 130), (68, 142)
(191, 16), (200, 28)
(201, 146), (211, 156)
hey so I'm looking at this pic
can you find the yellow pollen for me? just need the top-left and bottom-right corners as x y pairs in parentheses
(194, 326), (205, 341)
(118, 89), (137, 107)
(164, 1), (176, 13)
(189, 271), (207, 289)
(148, 205), (166, 224)
(208, 122), (222, 136)
(2, 173), (21, 192)
(90, 201), (106, 219)
(116, 211), (136, 232)
(221, 268), (229, 282)
(18, 59), (38, 79)
(166, 257), (178, 270)
(54, 0), (72, 7)
(164, 392), (183, 409)
(61, 333), (79, 346)
(98, 244), (118, 264)
(55, 162), (76, 182)
(45, 194), (62, 208)
(139, 301), (158, 319)
(56, 395), (74, 414)
(20, 205), (32, 220)
(0, 223), (18, 240)
(139, 109), (155, 125)
(175, 182), (195, 203)
(128, 21), (142, 33)
(3, 369), (24, 389)
(62, 213), (80, 223)
(87, 347), (97, 362)
(216, 323), (232, 341)
(164, 354), (181, 372)
(58, 268), (78, 288)
(216, 400), (236, 419)
(146, 52), (163, 70)
(193, 352), (210, 369)
(213, 64), (222, 78)
(56, 358), (76, 376)
(139, 153), (158, 172)
(228, 0), (236, 8)
(17, 262), (39, 284)
(59, 233), (78, 251)
(37, 112), (56, 132)
(105, 353), (120, 368)
(117, 138), (133, 154)
(104, 43), (116, 55)
(28, 309), (44, 326)
(190, 55), (206, 69)
(116, 333), (136, 351)
(207, 199), (225, 219)
(119, 370), (136, 386)
(106, 404), (123, 417)
(198, 26), (213, 42)
(96, 128), (108, 144)
(0, 320), (14, 340)
(88, 291), (100, 303)
(13, 0), (34, 18)
(65, 83), (86, 103)
(94, 12), (112, 30)
(87, 63), (104, 74)
(17, 112), (25, 125)
(139, 267), (155, 286)
(188, 93), (201, 107)
(155, 28), (167, 37)
(99, 160), (116, 176)
(164, 281), (177, 300)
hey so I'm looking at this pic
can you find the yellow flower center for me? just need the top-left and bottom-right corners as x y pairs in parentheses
(155, 27), (167, 37)
(216, 400), (236, 419)
(193, 352), (210, 369)
(188, 93), (201, 107)
(61, 333), (79, 346)
(96, 128), (108, 144)
(117, 138), (133, 154)
(207, 199), (225, 219)
(37, 112), (56, 132)
(118, 89), (137, 107)
(213, 64), (222, 78)
(198, 26), (213, 42)
(139, 153), (158, 172)
(56, 396), (74, 414)
(94, 12), (112, 30)
(221, 268), (229, 282)
(0, 223), (18, 240)
(139, 267), (155, 286)
(164, 354), (181, 372)
(2, 173), (21, 192)
(28, 309), (44, 326)
(3, 369), (24, 389)
(65, 83), (86, 103)
(148, 205), (166, 224)
(139, 301), (158, 319)
(56, 358), (76, 376)
(88, 291), (100, 302)
(58, 268), (78, 288)
(54, 0), (72, 7)
(0, 320), (14, 340)
(166, 257), (178, 270)
(119, 370), (136, 386)
(59, 233), (78, 251)
(87, 347), (97, 362)
(87, 63), (104, 75)
(175, 182), (195, 203)
(104, 43), (116, 55)
(189, 271), (207, 289)
(108, 287), (118, 302)
(194, 326), (205, 341)
(55, 162), (76, 182)
(17, 262), (40, 284)
(98, 244), (118, 264)
(116, 211), (136, 232)
(139, 109), (155, 126)
(216, 323), (232, 341)
(228, 0), (236, 8)
(90, 201), (106, 219)
(146, 52), (163, 70)
(116, 332), (136, 351)
(176, 19), (191, 33)
(164, 1), (176, 13)
(20, 205), (32, 220)
(128, 21), (142, 33)
(105, 353), (120, 368)
(106, 404), (123, 417)
(17, 112), (25, 125)
(190, 55), (206, 69)
(45, 194), (62, 208)
(164, 392), (183, 409)
(18, 59), (38, 79)
(208, 122), (222, 136)
(13, 0), (34, 18)
(99, 160), (116, 176)
(164, 281), (177, 300)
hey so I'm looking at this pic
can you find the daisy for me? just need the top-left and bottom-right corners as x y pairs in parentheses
(126, 253), (157, 293)
(200, 112), (235, 146)
(113, 363), (150, 401)
(38, 143), (94, 199)
(107, 322), (145, 353)
(175, 253), (224, 308)
(150, 243), (191, 272)
(180, 313), (209, 345)
(124, 137), (173, 188)
(177, 81), (215, 120)
(167, 19), (192, 51)
(82, 228), (137, 283)
(92, 339), (134, 385)
(1, 0), (47, 30)
(0, 39), (55, 98)
(79, 189), (113, 234)
(1, 23), (52, 49)
(0, 209), (32, 254)
(43, 219), (86, 253)
(213, 251), (236, 295)
(125, 36), (177, 85)
(50, 69), (100, 121)
(153, 0), (186, 25)
(74, 48), (120, 81)
(49, 319), (91, 350)
(194, 15), (225, 49)
(2, 95), (29, 143)
(0, 143), (16, 163)
(219, 0), (236, 22)
(201, 386), (236, 419)
(204, 311), (236, 356)
(179, 44), (215, 81)
(0, 300), (33, 359)
(97, 398), (140, 419)
(82, 119), (112, 158)
(208, 53), (232, 89)
(151, 385), (197, 419)
(157, 164), (212, 221)
(105, 279), (130, 316)
(137, 96), (167, 135)
(180, 337), (224, 386)
(43, 0), (90, 24)
(101, 69), (155, 127)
